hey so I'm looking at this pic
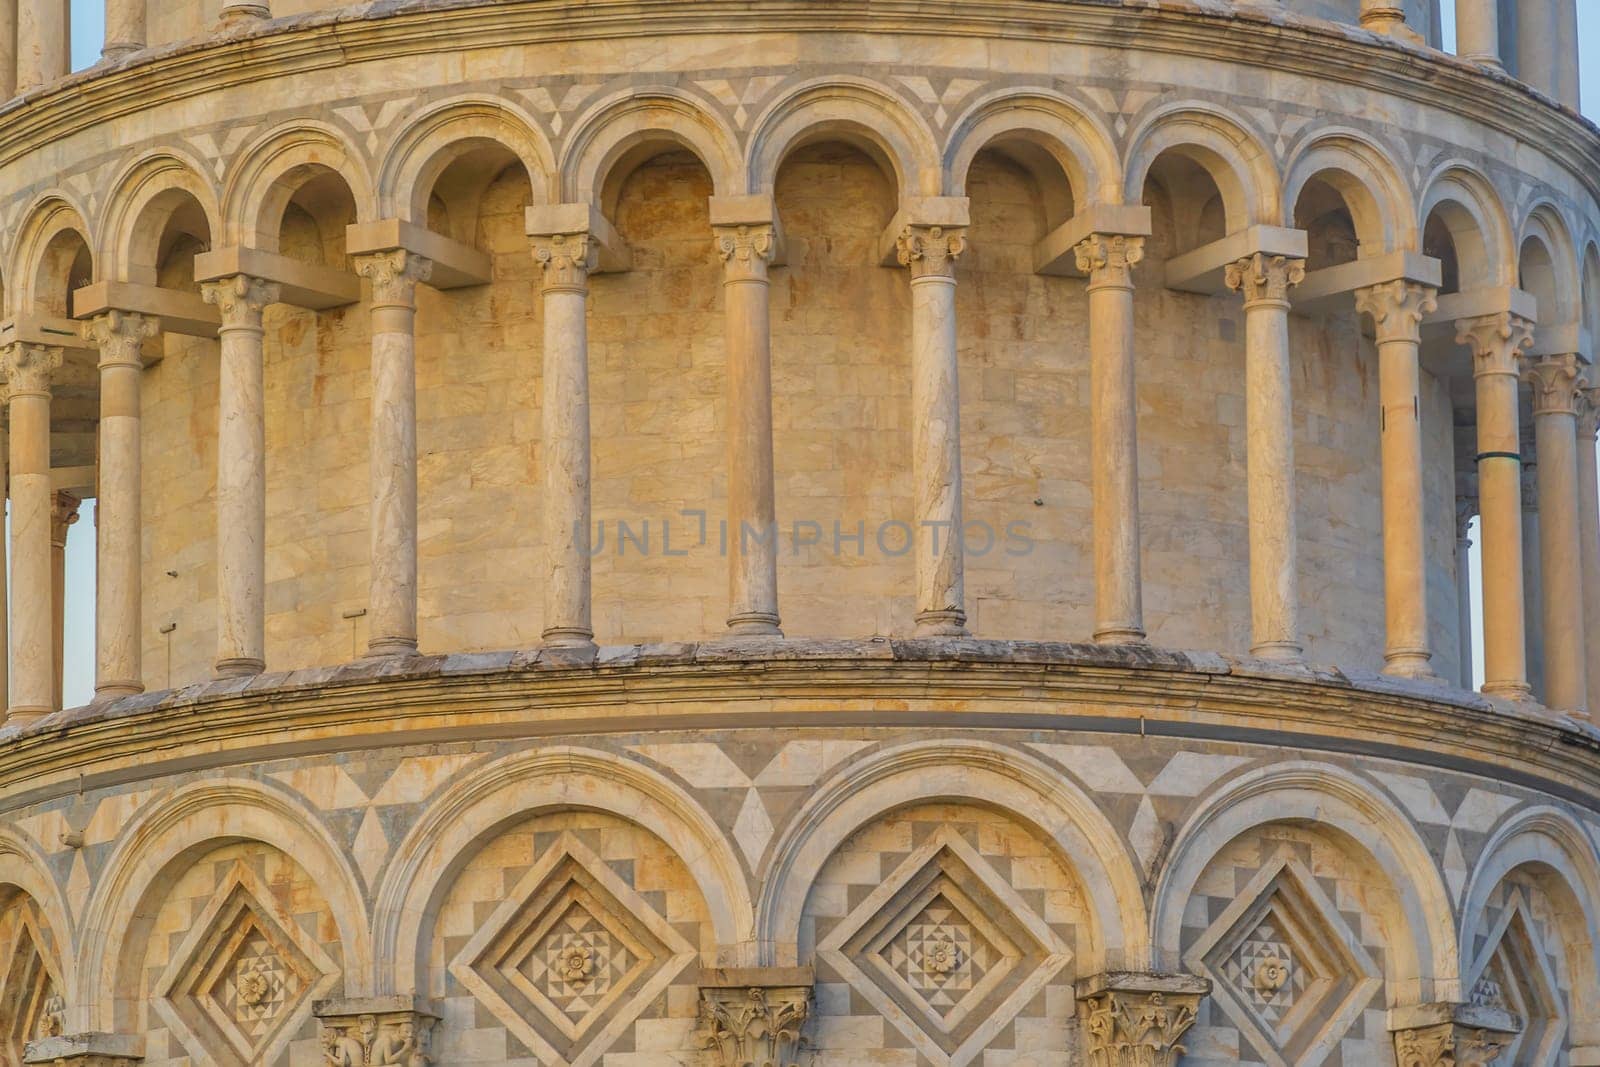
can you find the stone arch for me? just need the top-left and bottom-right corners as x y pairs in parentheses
(75, 778), (372, 1033)
(374, 746), (754, 995)
(1582, 238), (1600, 344)
(1282, 127), (1413, 255)
(758, 740), (1148, 974)
(1418, 161), (1516, 291)
(6, 192), (95, 316)
(559, 88), (741, 215)
(99, 148), (221, 286)
(745, 76), (942, 203)
(221, 120), (375, 250)
(1153, 762), (1457, 1002)
(1517, 200), (1582, 326)
(377, 94), (556, 226)
(1122, 102), (1281, 231)
(0, 825), (75, 1037)
(942, 87), (1122, 218)
(1459, 806), (1600, 1042)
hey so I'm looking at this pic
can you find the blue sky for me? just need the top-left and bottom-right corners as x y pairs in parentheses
(51, 3), (1600, 704)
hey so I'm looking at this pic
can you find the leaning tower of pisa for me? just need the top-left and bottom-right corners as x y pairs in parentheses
(0, 0), (1598, 1063)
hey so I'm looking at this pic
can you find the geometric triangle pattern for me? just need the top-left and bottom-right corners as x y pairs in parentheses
(1466, 888), (1567, 1067)
(0, 901), (64, 1064)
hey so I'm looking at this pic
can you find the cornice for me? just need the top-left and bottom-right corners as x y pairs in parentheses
(0, 0), (1597, 205)
(1, 639), (1597, 815)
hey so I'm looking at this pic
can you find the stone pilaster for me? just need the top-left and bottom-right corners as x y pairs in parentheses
(314, 996), (440, 1066)
(698, 969), (812, 1067)
(1075, 972), (1208, 1067)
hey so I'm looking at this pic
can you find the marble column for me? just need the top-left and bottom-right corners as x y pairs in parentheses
(1454, 498), (1477, 688)
(1456, 312), (1535, 700)
(102, 0), (146, 58)
(1076, 233), (1147, 644)
(1553, 0), (1580, 109)
(15, 0), (66, 90)
(715, 224), (781, 636)
(1577, 389), (1600, 719)
(1226, 253), (1306, 660)
(353, 250), (432, 658)
(1524, 353), (1588, 713)
(0, 423), (8, 719)
(0, 0), (17, 99)
(897, 225), (969, 637)
(218, 0), (271, 27)
(1520, 419), (1545, 699)
(1455, 0), (1503, 67)
(2, 343), (62, 724)
(531, 232), (598, 650)
(49, 490), (78, 711)
(1355, 280), (1439, 678)
(201, 275), (280, 678)
(1516, 0), (1560, 98)
(86, 311), (158, 699)
(1360, 0), (1422, 41)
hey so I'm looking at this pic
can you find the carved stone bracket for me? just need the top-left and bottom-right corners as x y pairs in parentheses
(1389, 1002), (1519, 1067)
(698, 968), (813, 1067)
(22, 1033), (143, 1067)
(1075, 971), (1209, 1067)
(314, 996), (440, 1066)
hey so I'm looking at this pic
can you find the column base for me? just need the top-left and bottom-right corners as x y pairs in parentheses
(725, 613), (782, 637)
(214, 657), (265, 679)
(1093, 625), (1148, 646)
(1249, 640), (1304, 662)
(542, 628), (597, 651)
(365, 637), (420, 659)
(914, 611), (968, 638)
(100, 44), (142, 61)
(93, 682), (145, 702)
(3, 708), (50, 728)
(217, 5), (271, 30)
(1481, 679), (1534, 701)
(1381, 650), (1440, 682)
(1462, 52), (1505, 70)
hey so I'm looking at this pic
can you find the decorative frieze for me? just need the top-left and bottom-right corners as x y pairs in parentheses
(314, 997), (439, 1067)
(697, 969), (812, 1067)
(896, 225), (967, 280)
(1224, 254), (1306, 308)
(1075, 972), (1208, 1067)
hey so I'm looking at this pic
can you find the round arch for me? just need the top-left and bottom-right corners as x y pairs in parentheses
(1153, 762), (1458, 998)
(942, 88), (1122, 213)
(74, 779), (373, 1031)
(745, 77), (942, 203)
(1122, 102), (1281, 230)
(377, 94), (556, 224)
(1282, 127), (1413, 254)
(1582, 239), (1600, 343)
(559, 88), (741, 214)
(99, 148), (222, 286)
(758, 740), (1148, 974)
(7, 192), (95, 316)
(373, 746), (755, 993)
(221, 120), (376, 250)
(0, 825), (77, 1015)
(1518, 200), (1582, 326)
(1418, 161), (1516, 290)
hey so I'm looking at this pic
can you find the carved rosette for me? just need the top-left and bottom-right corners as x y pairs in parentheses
(83, 310), (161, 370)
(354, 250), (434, 309)
(1224, 254), (1305, 308)
(1074, 234), (1146, 291)
(1454, 312), (1535, 378)
(0, 343), (64, 399)
(200, 275), (281, 330)
(531, 232), (600, 294)
(698, 983), (811, 1067)
(1392, 1022), (1512, 1067)
(314, 997), (439, 1067)
(896, 225), (967, 280)
(1353, 280), (1438, 344)
(1521, 352), (1586, 416)
(1076, 974), (1207, 1067)
(714, 224), (777, 284)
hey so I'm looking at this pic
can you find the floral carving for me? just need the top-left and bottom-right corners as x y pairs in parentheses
(354, 250), (433, 308)
(1079, 988), (1202, 1067)
(317, 1004), (437, 1067)
(83, 310), (161, 369)
(1225, 254), (1306, 307)
(1521, 352), (1586, 416)
(0, 343), (64, 397)
(896, 226), (967, 280)
(714, 224), (777, 283)
(1455, 312), (1535, 378)
(201, 275), (281, 329)
(531, 233), (599, 293)
(1354, 280), (1437, 344)
(1074, 234), (1145, 290)
(699, 985), (810, 1067)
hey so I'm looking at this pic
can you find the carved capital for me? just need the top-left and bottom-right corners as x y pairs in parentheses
(1225, 253), (1305, 308)
(1, 343), (64, 398)
(1455, 312), (1535, 378)
(1455, 495), (1477, 542)
(1354, 279), (1437, 344)
(1578, 387), (1600, 440)
(83, 311), (160, 370)
(530, 232), (599, 294)
(1075, 234), (1145, 291)
(354, 250), (433, 309)
(201, 274), (281, 330)
(51, 492), (81, 548)
(314, 997), (439, 1067)
(896, 225), (967, 280)
(22, 1032), (142, 1067)
(1076, 973), (1208, 1067)
(714, 224), (777, 283)
(1521, 352), (1586, 416)
(698, 974), (811, 1067)
(1392, 1023), (1513, 1067)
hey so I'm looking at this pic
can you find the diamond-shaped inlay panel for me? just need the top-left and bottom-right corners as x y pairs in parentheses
(1468, 892), (1567, 1066)
(450, 832), (696, 1067)
(152, 862), (339, 1067)
(1187, 856), (1381, 1067)
(0, 908), (63, 1061)
(817, 827), (1071, 1067)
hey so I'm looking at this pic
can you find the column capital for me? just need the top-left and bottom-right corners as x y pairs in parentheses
(314, 996), (439, 1067)
(896, 224), (967, 280)
(1225, 253), (1305, 309)
(200, 275), (280, 329)
(530, 232), (599, 294)
(83, 311), (160, 370)
(1388, 1002), (1519, 1067)
(698, 972), (811, 1067)
(22, 1033), (143, 1067)
(1075, 972), (1208, 1067)
(1521, 352), (1586, 416)
(713, 223), (777, 284)
(1455, 311), (1535, 378)
(1578, 386), (1600, 440)
(1, 343), (64, 398)
(1075, 233), (1146, 291)
(1456, 495), (1478, 542)
(353, 249), (433, 310)
(51, 491), (81, 549)
(1354, 279), (1438, 344)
